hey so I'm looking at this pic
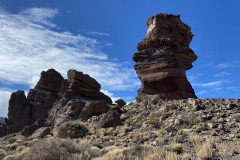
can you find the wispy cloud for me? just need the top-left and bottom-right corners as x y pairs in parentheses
(0, 7), (138, 90)
(214, 72), (231, 77)
(216, 60), (240, 69)
(193, 79), (233, 87)
(197, 91), (208, 95)
(0, 7), (140, 117)
(87, 31), (110, 37)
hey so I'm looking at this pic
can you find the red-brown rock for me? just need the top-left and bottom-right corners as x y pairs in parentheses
(98, 107), (121, 128)
(1, 69), (113, 137)
(133, 13), (197, 101)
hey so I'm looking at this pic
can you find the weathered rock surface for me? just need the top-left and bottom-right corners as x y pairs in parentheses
(30, 127), (50, 139)
(0, 69), (112, 137)
(98, 106), (121, 128)
(47, 70), (112, 130)
(115, 99), (126, 107)
(0, 117), (4, 124)
(133, 13), (197, 101)
(7, 90), (32, 132)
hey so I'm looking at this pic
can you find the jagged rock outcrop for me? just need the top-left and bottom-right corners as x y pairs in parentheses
(0, 69), (112, 137)
(28, 69), (63, 121)
(47, 70), (112, 129)
(7, 90), (32, 132)
(133, 13), (197, 101)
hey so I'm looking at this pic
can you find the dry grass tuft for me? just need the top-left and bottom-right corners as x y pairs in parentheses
(23, 138), (98, 160)
(189, 134), (214, 160)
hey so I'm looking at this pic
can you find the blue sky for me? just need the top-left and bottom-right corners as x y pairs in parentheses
(0, 0), (240, 117)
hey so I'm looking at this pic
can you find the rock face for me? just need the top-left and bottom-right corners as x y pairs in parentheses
(98, 106), (121, 128)
(133, 13), (197, 101)
(0, 69), (112, 137)
(7, 90), (32, 132)
(115, 99), (126, 107)
(0, 117), (4, 124)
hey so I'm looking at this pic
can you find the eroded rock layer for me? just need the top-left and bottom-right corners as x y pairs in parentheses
(0, 69), (112, 136)
(133, 13), (198, 101)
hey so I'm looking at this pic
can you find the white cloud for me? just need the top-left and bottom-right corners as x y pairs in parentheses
(193, 80), (233, 87)
(197, 91), (208, 95)
(214, 72), (231, 77)
(216, 60), (240, 69)
(101, 90), (120, 103)
(87, 32), (110, 37)
(0, 7), (139, 91)
(0, 91), (11, 117)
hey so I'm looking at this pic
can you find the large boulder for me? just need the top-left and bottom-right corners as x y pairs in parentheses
(133, 13), (197, 101)
(98, 107), (121, 128)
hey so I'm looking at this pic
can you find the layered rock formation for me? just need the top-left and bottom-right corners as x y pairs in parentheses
(0, 69), (112, 136)
(133, 13), (197, 101)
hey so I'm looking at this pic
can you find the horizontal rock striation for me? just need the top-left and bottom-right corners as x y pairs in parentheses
(0, 69), (112, 136)
(133, 13), (198, 101)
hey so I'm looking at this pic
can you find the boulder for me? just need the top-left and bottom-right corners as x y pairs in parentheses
(133, 13), (197, 101)
(115, 99), (126, 107)
(98, 107), (121, 128)
(30, 127), (50, 139)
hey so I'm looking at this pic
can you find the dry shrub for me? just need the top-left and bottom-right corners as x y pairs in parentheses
(14, 146), (29, 160)
(218, 143), (230, 159)
(0, 149), (7, 159)
(23, 138), (99, 160)
(189, 134), (213, 160)
(3, 155), (14, 160)
(96, 145), (179, 160)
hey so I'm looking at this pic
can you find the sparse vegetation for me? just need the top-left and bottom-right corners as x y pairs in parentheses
(7, 137), (17, 144)
(57, 121), (89, 138)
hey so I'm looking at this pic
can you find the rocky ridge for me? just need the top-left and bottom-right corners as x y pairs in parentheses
(133, 13), (197, 101)
(0, 69), (113, 137)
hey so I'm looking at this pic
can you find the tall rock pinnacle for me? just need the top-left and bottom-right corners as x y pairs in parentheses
(133, 13), (197, 101)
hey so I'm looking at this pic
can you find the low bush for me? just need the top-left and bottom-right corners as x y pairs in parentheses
(23, 138), (99, 160)
(57, 121), (89, 138)
(7, 137), (17, 144)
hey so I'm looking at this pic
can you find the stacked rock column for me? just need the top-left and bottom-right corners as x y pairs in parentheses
(133, 14), (198, 101)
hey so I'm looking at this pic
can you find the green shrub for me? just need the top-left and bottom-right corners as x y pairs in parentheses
(57, 121), (89, 138)
(7, 137), (17, 144)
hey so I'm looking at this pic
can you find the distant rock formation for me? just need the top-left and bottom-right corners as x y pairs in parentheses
(133, 13), (197, 101)
(0, 117), (4, 124)
(0, 69), (112, 136)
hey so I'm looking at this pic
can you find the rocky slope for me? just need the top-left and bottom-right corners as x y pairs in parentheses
(133, 13), (197, 101)
(0, 97), (240, 160)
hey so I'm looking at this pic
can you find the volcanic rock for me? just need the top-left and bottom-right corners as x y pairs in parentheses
(133, 13), (197, 101)
(30, 127), (50, 139)
(28, 69), (63, 121)
(7, 90), (32, 132)
(115, 99), (126, 107)
(47, 70), (112, 129)
(1, 69), (112, 137)
(98, 106), (121, 128)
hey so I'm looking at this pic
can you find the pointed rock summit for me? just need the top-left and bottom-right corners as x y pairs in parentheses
(133, 13), (197, 101)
